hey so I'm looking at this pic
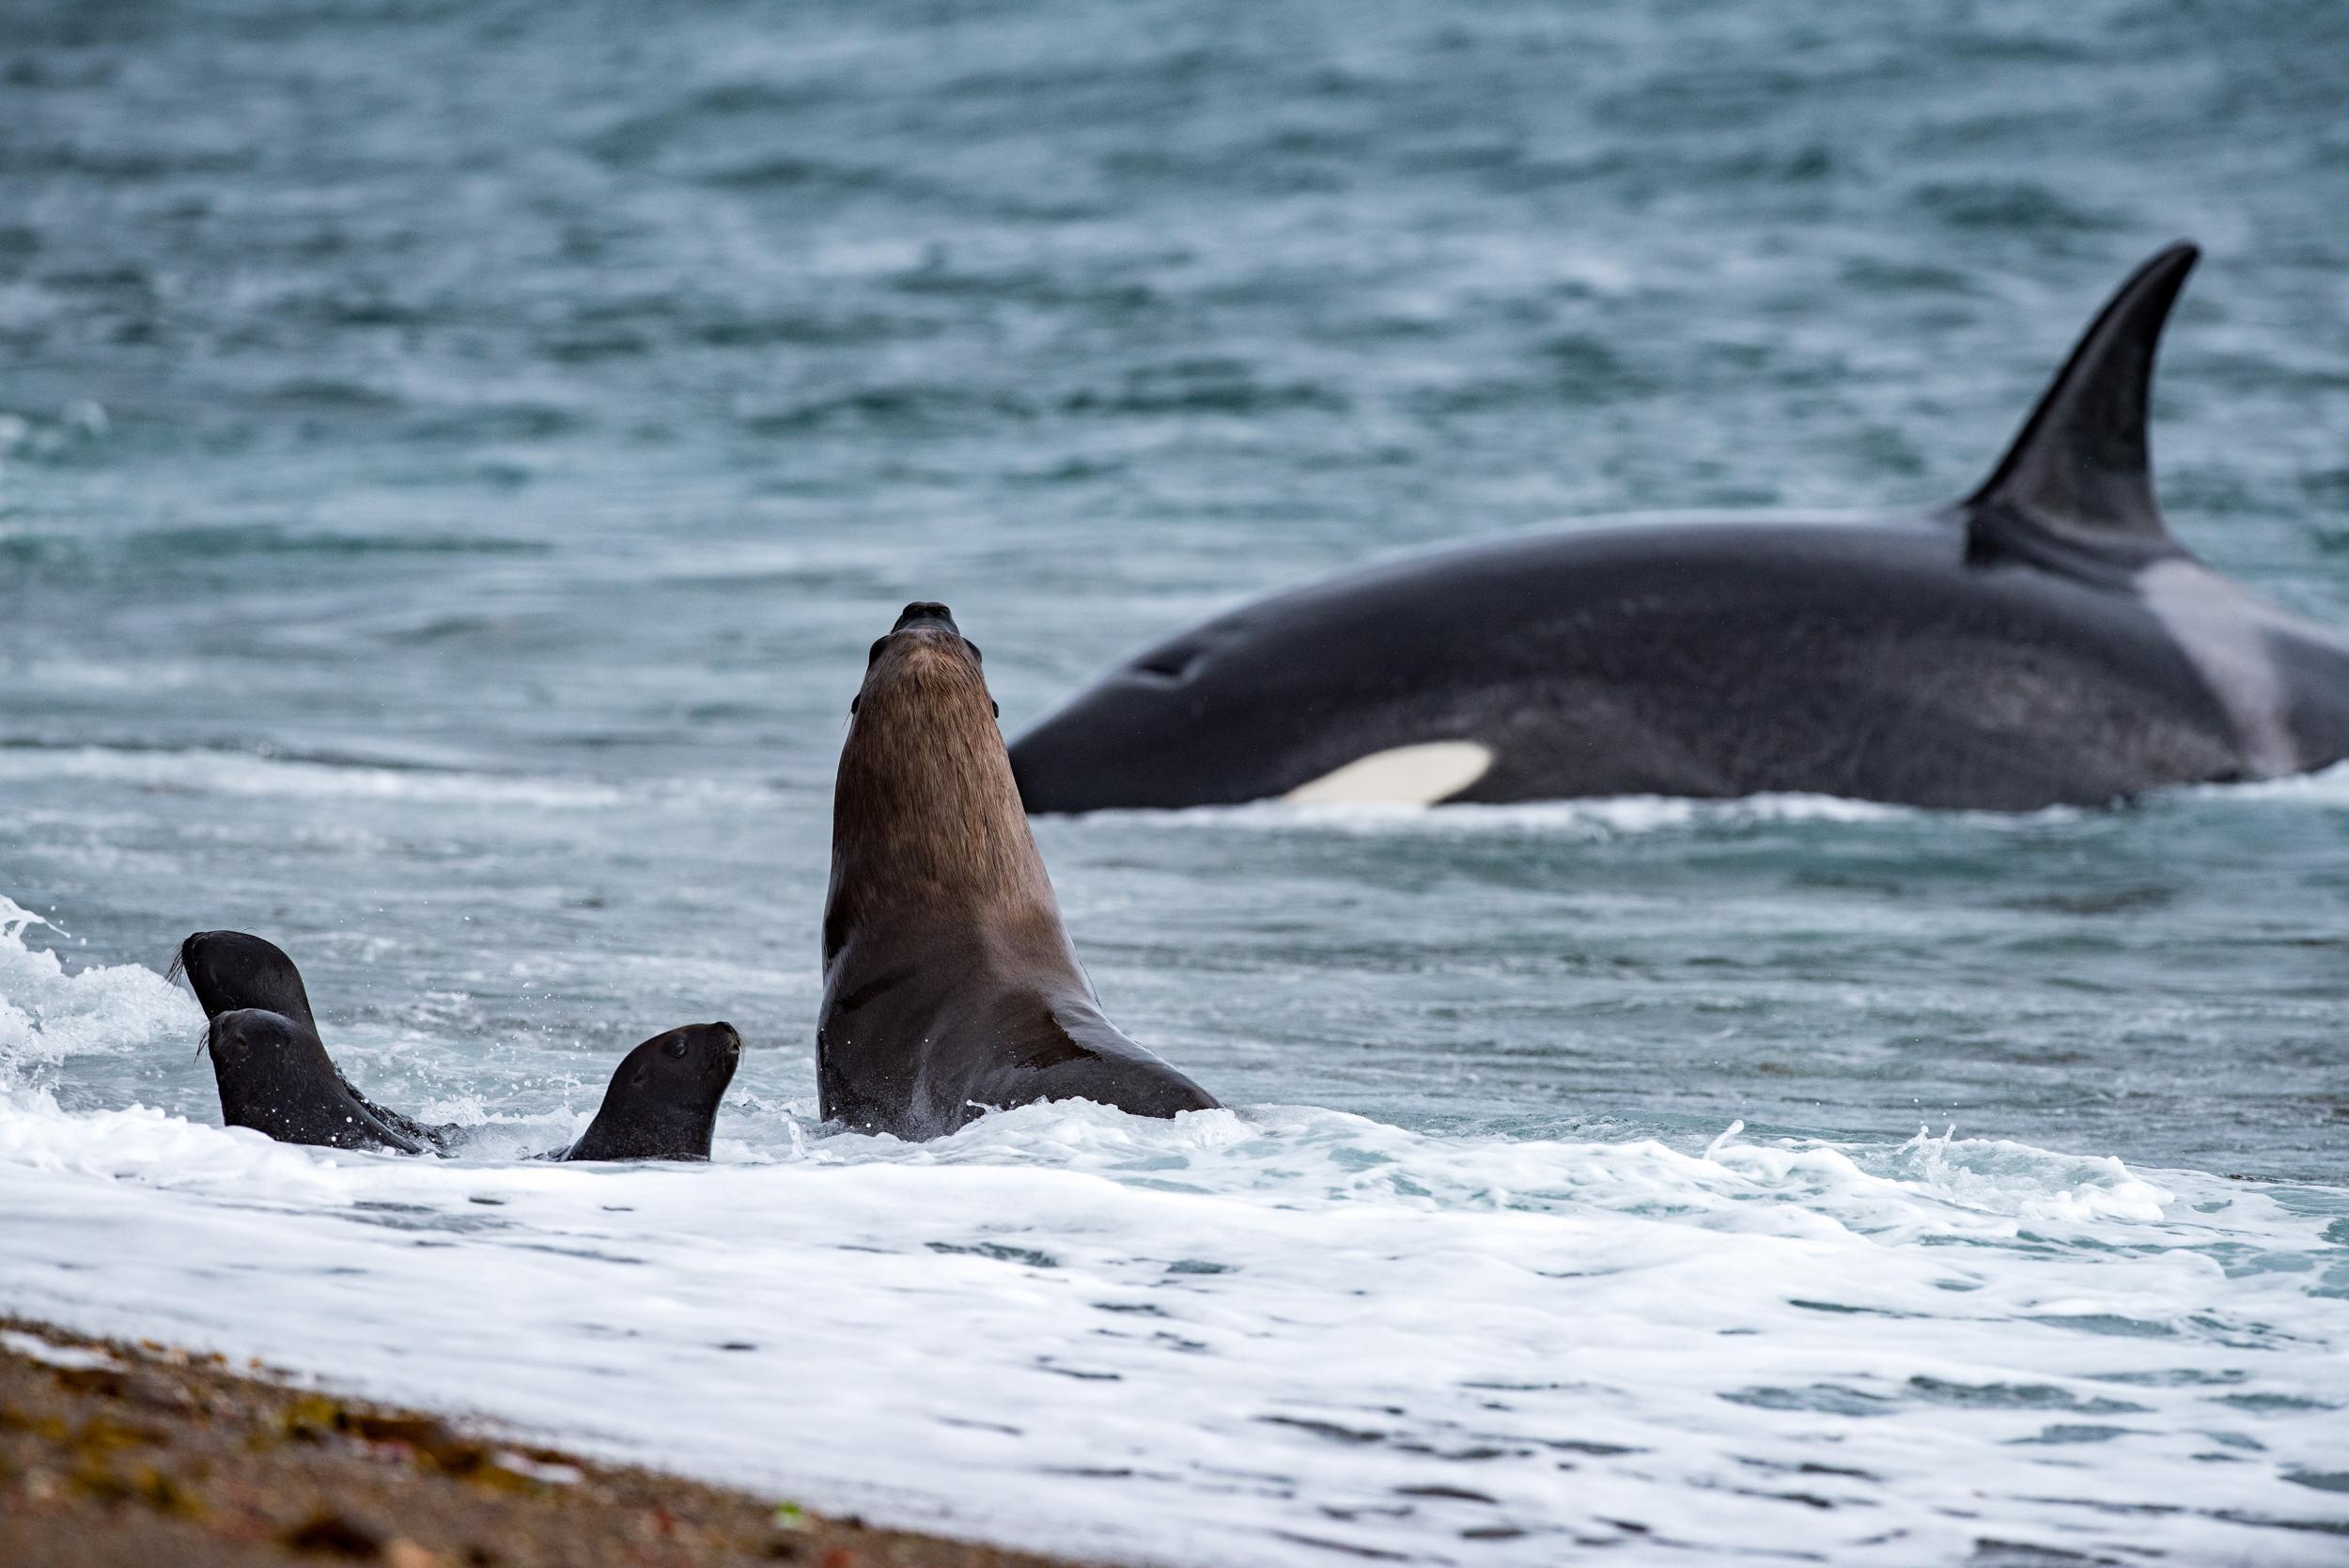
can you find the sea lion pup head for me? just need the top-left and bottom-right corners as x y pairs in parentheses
(179, 931), (458, 1156)
(205, 1007), (421, 1154)
(828, 601), (1058, 962)
(564, 1021), (743, 1162)
(173, 930), (317, 1031)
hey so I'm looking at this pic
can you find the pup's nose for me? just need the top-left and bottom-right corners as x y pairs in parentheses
(712, 1022), (743, 1055)
(892, 601), (957, 634)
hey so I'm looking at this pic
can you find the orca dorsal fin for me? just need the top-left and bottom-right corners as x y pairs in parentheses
(1963, 242), (2198, 563)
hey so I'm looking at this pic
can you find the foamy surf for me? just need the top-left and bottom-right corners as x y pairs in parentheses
(1068, 791), (1921, 839)
(0, 745), (628, 809)
(0, 896), (200, 1080)
(1, 910), (2343, 1566)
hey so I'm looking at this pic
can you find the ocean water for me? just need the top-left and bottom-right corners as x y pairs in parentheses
(5, 1), (2348, 1562)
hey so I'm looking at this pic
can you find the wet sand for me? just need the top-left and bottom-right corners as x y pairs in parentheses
(1, 1318), (1089, 1568)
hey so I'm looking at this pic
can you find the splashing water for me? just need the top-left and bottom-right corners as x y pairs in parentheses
(4, 915), (2346, 1564)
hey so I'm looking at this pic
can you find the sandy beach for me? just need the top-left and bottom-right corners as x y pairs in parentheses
(1, 1318), (1084, 1568)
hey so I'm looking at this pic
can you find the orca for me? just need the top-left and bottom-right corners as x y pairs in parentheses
(1010, 244), (2349, 813)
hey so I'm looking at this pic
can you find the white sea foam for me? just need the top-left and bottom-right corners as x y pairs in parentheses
(1096, 790), (1921, 839)
(1077, 762), (2349, 839)
(0, 744), (791, 813)
(4, 1092), (2344, 1565)
(0, 657), (204, 692)
(0, 898), (201, 1084)
(0, 1327), (123, 1372)
(2, 929), (2345, 1564)
(2184, 757), (2349, 808)
(3, 915), (2345, 1565)
(0, 746), (627, 808)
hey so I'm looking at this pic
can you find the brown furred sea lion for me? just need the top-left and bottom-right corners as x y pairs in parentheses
(818, 602), (1219, 1139)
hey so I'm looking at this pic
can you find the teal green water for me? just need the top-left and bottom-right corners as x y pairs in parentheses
(5, 0), (2347, 1179)
(8, 8), (2349, 1563)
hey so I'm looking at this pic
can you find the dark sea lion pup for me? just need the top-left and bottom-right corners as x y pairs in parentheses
(175, 931), (742, 1161)
(173, 929), (318, 1031)
(205, 1007), (426, 1153)
(818, 601), (1219, 1140)
(174, 930), (452, 1151)
(560, 1022), (742, 1161)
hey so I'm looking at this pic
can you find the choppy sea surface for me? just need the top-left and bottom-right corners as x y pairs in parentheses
(5, 2), (2348, 1562)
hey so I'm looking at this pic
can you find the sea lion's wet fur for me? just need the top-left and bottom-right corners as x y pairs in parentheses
(206, 1008), (424, 1154)
(177, 931), (453, 1151)
(178, 930), (740, 1161)
(563, 1022), (741, 1161)
(173, 931), (319, 1032)
(819, 603), (1219, 1139)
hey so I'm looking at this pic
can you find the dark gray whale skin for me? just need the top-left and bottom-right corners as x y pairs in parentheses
(1011, 244), (2349, 813)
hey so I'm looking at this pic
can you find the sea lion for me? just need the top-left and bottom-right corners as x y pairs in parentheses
(172, 928), (318, 1030)
(1009, 243), (2349, 813)
(818, 601), (1219, 1139)
(204, 1007), (425, 1154)
(173, 930), (453, 1151)
(174, 931), (741, 1161)
(561, 1022), (743, 1161)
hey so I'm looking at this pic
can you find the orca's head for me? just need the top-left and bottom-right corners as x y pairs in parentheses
(174, 930), (315, 1029)
(1009, 615), (1318, 813)
(1009, 591), (1503, 813)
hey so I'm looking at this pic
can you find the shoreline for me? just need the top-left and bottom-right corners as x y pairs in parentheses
(1, 1317), (1092, 1568)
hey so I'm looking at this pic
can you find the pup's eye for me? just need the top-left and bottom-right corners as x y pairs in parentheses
(663, 1037), (690, 1060)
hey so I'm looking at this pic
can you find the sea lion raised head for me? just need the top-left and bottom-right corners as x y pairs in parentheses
(174, 929), (451, 1152)
(563, 1022), (743, 1162)
(174, 930), (317, 1032)
(176, 931), (746, 1161)
(205, 1007), (424, 1154)
(819, 601), (1220, 1140)
(826, 602), (1047, 948)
